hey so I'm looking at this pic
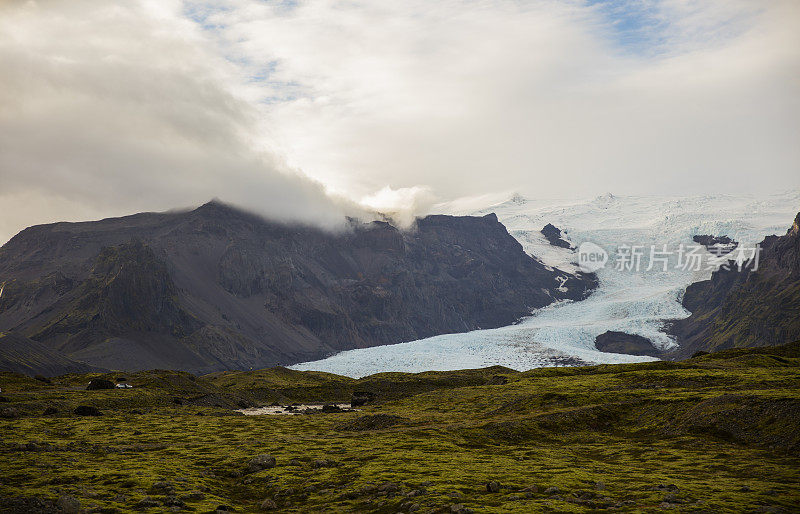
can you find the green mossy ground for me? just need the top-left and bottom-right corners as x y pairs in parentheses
(2, 343), (800, 513)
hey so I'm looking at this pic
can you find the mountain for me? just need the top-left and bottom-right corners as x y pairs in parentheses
(0, 201), (596, 374)
(670, 212), (800, 358)
(0, 332), (102, 376)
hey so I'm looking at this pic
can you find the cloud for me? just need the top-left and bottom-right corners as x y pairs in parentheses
(359, 185), (436, 228)
(0, 0), (358, 244)
(1, 0), (798, 244)
(199, 0), (800, 201)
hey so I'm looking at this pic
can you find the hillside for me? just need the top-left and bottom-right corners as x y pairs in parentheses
(0, 333), (102, 376)
(0, 201), (595, 374)
(0, 342), (798, 512)
(671, 212), (800, 358)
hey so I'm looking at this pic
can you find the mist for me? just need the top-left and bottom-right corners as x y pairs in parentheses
(1, 0), (799, 245)
(0, 0), (358, 245)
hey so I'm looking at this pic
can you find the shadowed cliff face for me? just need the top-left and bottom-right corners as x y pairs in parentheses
(670, 212), (800, 358)
(0, 202), (596, 374)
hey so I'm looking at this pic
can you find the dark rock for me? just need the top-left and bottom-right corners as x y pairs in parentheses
(0, 407), (18, 418)
(73, 405), (102, 416)
(134, 498), (161, 509)
(541, 223), (572, 249)
(288, 459), (302, 466)
(33, 374), (52, 384)
(321, 404), (343, 413)
(544, 486), (560, 494)
(351, 391), (376, 407)
(216, 505), (234, 512)
(650, 484), (679, 491)
(379, 482), (401, 492)
(86, 378), (114, 390)
(450, 504), (474, 514)
(486, 481), (501, 493)
(172, 398), (183, 405)
(150, 481), (174, 494)
(487, 375), (508, 385)
(115, 377), (128, 382)
(163, 496), (185, 507)
(312, 459), (336, 468)
(56, 495), (83, 514)
(594, 331), (661, 357)
(246, 454), (276, 473)
(693, 234), (738, 255)
(260, 499), (278, 510)
(0, 396), (9, 402)
(42, 406), (58, 416)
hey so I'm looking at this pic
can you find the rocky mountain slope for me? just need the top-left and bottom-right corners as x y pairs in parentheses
(670, 212), (800, 358)
(0, 201), (595, 374)
(0, 333), (102, 376)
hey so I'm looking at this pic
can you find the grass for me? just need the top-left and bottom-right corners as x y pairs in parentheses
(1, 343), (799, 512)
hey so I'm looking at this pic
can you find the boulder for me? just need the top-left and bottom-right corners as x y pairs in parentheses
(312, 459), (336, 468)
(260, 499), (278, 510)
(541, 223), (572, 249)
(594, 331), (661, 357)
(486, 481), (501, 493)
(246, 454), (276, 474)
(73, 405), (102, 416)
(86, 378), (114, 390)
(0, 407), (19, 419)
(56, 495), (83, 514)
(351, 391), (376, 407)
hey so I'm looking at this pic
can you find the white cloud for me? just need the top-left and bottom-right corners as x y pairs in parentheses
(359, 185), (435, 228)
(203, 0), (800, 200)
(0, 0), (359, 244)
(1, 0), (798, 244)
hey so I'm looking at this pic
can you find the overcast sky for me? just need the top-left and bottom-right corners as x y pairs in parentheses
(1, 0), (799, 244)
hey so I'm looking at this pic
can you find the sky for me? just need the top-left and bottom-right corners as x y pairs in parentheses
(0, 0), (799, 244)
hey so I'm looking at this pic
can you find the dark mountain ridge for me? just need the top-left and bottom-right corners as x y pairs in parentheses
(0, 201), (596, 374)
(670, 211), (800, 358)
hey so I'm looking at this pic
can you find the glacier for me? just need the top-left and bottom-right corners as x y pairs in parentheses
(291, 191), (800, 378)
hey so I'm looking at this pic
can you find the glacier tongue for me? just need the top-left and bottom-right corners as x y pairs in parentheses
(291, 191), (800, 378)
